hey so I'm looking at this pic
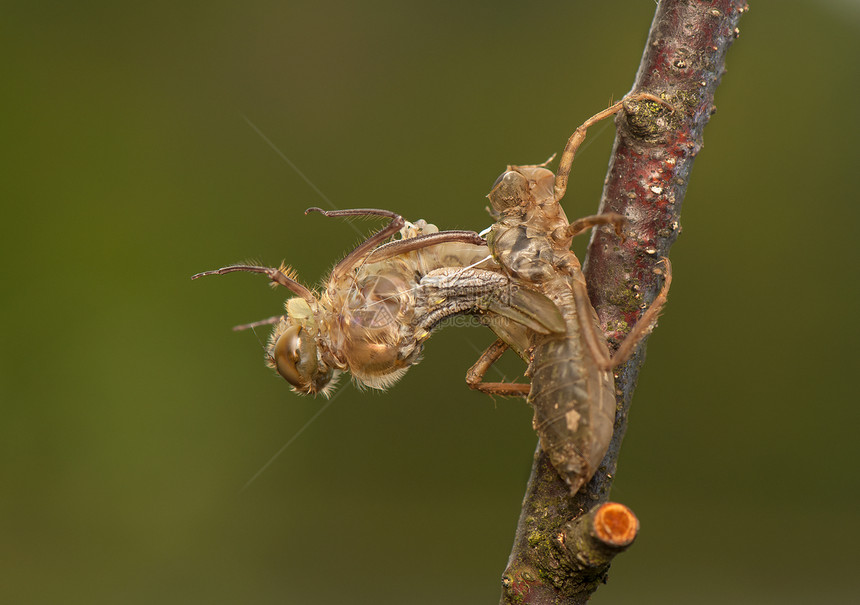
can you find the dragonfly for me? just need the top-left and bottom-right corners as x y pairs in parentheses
(462, 93), (674, 494)
(193, 208), (564, 396)
(195, 94), (671, 496)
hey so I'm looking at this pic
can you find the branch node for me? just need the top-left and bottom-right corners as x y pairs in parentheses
(622, 95), (678, 142)
(560, 502), (639, 569)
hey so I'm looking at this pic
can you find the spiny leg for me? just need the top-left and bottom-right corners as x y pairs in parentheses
(571, 257), (672, 372)
(308, 206), (489, 267)
(367, 230), (486, 263)
(305, 207), (405, 280)
(465, 339), (531, 397)
(609, 257), (673, 368)
(553, 101), (625, 203)
(554, 212), (626, 243)
(571, 278), (615, 370)
(191, 264), (314, 302)
(553, 93), (671, 203)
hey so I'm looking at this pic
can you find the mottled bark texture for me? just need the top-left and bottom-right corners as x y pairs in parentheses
(500, 2), (748, 603)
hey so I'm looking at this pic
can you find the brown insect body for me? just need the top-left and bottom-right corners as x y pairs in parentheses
(472, 95), (673, 494)
(484, 164), (616, 494)
(195, 95), (670, 496)
(527, 273), (616, 493)
(306, 220), (498, 391)
(195, 214), (564, 396)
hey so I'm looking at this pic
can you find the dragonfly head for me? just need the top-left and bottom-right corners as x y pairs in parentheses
(267, 299), (338, 397)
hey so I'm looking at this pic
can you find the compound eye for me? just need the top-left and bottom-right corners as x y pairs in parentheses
(273, 325), (305, 388)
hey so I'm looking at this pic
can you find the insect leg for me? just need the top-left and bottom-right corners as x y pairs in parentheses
(571, 278), (615, 370)
(367, 230), (486, 263)
(465, 339), (531, 397)
(553, 102), (626, 203)
(554, 93), (672, 203)
(609, 257), (673, 368)
(571, 258), (672, 372)
(554, 212), (626, 242)
(191, 264), (315, 302)
(305, 207), (405, 280)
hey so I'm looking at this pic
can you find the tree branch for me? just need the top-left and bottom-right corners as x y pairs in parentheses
(500, 2), (748, 603)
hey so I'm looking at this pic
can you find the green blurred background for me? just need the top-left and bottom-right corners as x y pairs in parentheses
(3, 1), (858, 603)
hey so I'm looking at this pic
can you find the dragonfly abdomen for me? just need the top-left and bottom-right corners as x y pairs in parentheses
(526, 278), (616, 494)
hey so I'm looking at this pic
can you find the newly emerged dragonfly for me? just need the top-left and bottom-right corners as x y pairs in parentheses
(464, 93), (674, 494)
(195, 94), (672, 496)
(193, 208), (564, 396)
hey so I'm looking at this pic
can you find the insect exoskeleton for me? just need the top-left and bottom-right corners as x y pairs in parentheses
(465, 96), (674, 494)
(488, 165), (555, 215)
